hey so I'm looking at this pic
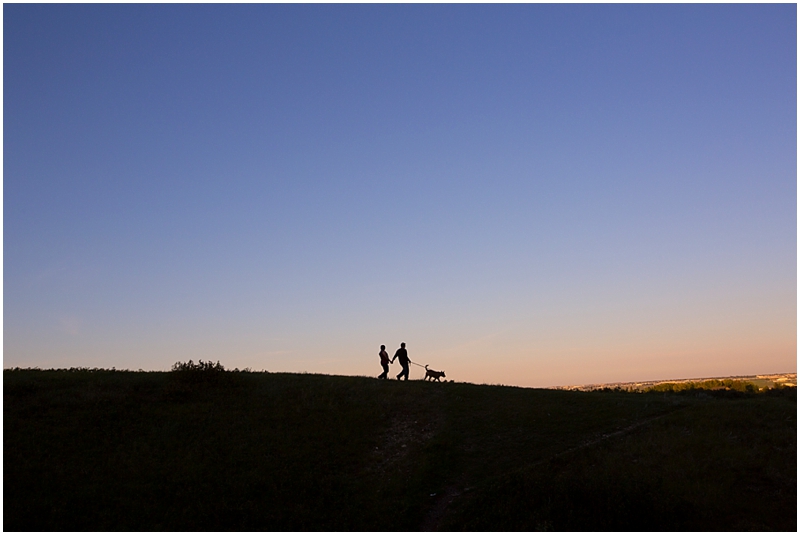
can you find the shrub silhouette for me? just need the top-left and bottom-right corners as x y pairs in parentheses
(168, 360), (231, 393)
(172, 359), (225, 375)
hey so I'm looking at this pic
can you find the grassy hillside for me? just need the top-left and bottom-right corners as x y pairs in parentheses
(4, 367), (796, 531)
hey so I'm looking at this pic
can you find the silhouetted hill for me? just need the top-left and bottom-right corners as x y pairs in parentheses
(4, 368), (796, 530)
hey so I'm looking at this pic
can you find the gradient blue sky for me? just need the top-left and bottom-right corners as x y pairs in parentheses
(4, 4), (796, 387)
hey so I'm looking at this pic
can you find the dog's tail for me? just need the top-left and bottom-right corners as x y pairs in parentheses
(424, 364), (429, 370)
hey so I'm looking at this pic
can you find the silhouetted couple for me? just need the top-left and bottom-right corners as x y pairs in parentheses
(377, 342), (410, 380)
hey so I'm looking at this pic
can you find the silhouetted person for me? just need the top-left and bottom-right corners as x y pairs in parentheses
(378, 344), (390, 379)
(392, 342), (410, 381)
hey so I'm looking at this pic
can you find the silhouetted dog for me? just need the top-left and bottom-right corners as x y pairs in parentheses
(424, 365), (446, 382)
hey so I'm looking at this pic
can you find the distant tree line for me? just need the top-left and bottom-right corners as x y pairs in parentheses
(644, 378), (794, 396)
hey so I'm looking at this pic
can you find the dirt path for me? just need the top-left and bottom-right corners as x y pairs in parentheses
(419, 407), (686, 531)
(525, 407), (686, 471)
(420, 478), (466, 532)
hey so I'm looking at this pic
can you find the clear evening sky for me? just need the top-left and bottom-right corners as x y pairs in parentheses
(4, 4), (796, 387)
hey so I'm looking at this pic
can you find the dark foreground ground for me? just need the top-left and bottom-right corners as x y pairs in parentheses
(4, 368), (796, 531)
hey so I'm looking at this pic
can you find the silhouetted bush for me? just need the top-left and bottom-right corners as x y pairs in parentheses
(171, 359), (225, 375)
(168, 360), (233, 393)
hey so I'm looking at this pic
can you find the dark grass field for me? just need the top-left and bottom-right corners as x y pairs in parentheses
(4, 367), (796, 531)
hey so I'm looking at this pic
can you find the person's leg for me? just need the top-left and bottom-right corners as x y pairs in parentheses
(379, 363), (388, 379)
(402, 365), (409, 380)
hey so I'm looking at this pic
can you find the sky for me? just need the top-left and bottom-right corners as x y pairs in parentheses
(4, 4), (796, 387)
